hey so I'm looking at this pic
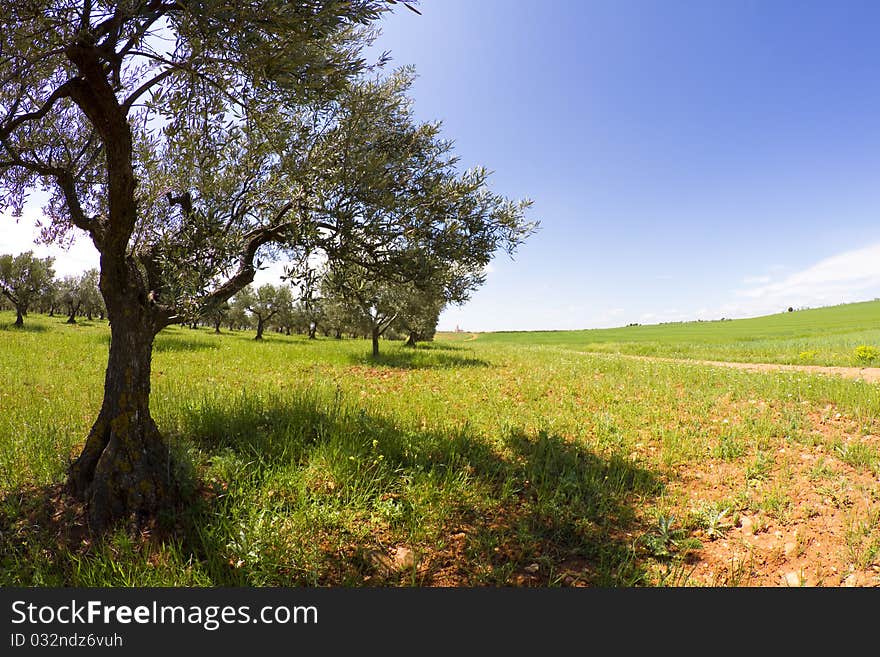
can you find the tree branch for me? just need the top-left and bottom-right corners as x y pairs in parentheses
(156, 203), (297, 328)
(0, 79), (81, 140)
(121, 67), (175, 112)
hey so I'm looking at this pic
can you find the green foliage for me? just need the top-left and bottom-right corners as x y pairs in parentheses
(694, 503), (733, 539)
(641, 514), (701, 559)
(713, 434), (746, 461)
(853, 345), (880, 365)
(0, 251), (55, 323)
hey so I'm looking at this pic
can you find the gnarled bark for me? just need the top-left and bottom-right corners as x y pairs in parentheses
(68, 294), (176, 532)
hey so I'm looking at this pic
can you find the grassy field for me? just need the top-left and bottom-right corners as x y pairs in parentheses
(1, 307), (879, 587)
(472, 299), (880, 367)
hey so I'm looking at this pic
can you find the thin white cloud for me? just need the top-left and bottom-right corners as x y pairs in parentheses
(737, 242), (880, 310)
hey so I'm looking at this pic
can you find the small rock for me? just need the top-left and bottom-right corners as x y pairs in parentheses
(843, 573), (860, 587)
(393, 546), (416, 571)
(740, 516), (754, 535)
(368, 546), (417, 576)
(784, 571), (805, 587)
(783, 541), (797, 556)
(524, 563), (540, 574)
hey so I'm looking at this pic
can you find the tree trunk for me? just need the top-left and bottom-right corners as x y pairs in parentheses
(213, 318), (222, 333)
(14, 306), (24, 326)
(255, 317), (265, 340)
(405, 332), (417, 347)
(371, 325), (380, 357)
(308, 323), (317, 339)
(67, 303), (174, 531)
(66, 312), (77, 324)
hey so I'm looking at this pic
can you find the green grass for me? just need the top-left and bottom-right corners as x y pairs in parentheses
(1, 309), (879, 587)
(470, 299), (880, 367)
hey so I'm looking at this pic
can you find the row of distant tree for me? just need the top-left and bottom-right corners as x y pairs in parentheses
(211, 271), (442, 354)
(1, 250), (441, 354)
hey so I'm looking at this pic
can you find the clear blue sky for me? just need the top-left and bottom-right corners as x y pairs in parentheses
(371, 0), (880, 331)
(3, 1), (879, 331)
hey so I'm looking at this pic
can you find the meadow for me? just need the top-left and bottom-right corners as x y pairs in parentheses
(1, 305), (878, 587)
(478, 299), (880, 367)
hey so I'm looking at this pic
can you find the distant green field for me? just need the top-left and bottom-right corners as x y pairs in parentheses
(474, 300), (880, 367)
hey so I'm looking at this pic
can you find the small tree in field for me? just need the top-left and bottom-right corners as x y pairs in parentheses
(79, 269), (104, 320)
(225, 302), (251, 333)
(322, 264), (400, 357)
(204, 301), (230, 334)
(0, 251), (55, 326)
(395, 291), (444, 347)
(236, 284), (291, 341)
(37, 278), (62, 317)
(59, 269), (102, 323)
(58, 274), (85, 324)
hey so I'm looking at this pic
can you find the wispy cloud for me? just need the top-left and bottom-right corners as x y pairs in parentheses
(687, 244), (880, 323)
(736, 242), (880, 311)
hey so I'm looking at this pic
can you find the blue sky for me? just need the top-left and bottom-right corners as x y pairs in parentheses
(3, 1), (879, 331)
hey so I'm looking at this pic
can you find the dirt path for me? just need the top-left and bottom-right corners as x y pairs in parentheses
(572, 351), (880, 383)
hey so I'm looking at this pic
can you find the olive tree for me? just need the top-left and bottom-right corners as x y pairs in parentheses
(0, 2), (534, 531)
(288, 68), (537, 357)
(0, 1), (405, 530)
(0, 251), (56, 326)
(236, 283), (292, 341)
(58, 268), (101, 323)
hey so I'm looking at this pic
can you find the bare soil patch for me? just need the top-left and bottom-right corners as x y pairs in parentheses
(576, 352), (880, 383)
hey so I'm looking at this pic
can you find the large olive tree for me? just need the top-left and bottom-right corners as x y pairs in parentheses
(0, 2), (535, 532)
(0, 1), (402, 530)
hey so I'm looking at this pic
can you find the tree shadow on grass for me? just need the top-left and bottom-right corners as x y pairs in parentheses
(172, 392), (662, 587)
(349, 348), (490, 370)
(0, 483), (89, 586)
(153, 335), (220, 353)
(0, 321), (48, 332)
(0, 392), (664, 587)
(60, 319), (106, 328)
(407, 341), (471, 352)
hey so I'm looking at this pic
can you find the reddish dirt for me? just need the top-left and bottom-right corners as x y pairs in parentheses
(654, 402), (880, 587)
